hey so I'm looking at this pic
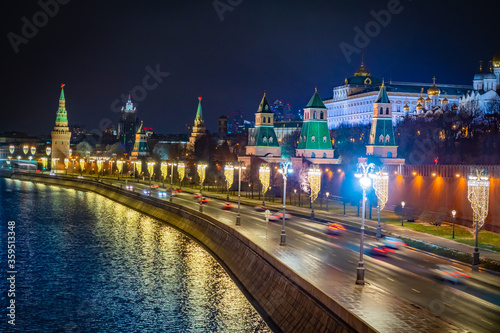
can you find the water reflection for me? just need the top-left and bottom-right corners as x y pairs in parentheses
(0, 179), (270, 332)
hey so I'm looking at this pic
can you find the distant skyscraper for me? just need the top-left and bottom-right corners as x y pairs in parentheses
(218, 115), (228, 138)
(189, 97), (206, 147)
(131, 121), (150, 158)
(118, 94), (140, 151)
(51, 84), (71, 170)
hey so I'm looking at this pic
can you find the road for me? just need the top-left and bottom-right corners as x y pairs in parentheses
(97, 177), (500, 332)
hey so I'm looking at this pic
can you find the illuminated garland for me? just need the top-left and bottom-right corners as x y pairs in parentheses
(64, 158), (69, 169)
(79, 159), (85, 171)
(224, 164), (234, 191)
(197, 163), (207, 185)
(96, 159), (103, 173)
(147, 162), (155, 177)
(161, 162), (168, 180)
(23, 145), (29, 155)
(42, 158), (47, 169)
(371, 169), (389, 211)
(467, 168), (490, 230)
(135, 161), (142, 175)
(116, 161), (123, 174)
(178, 163), (185, 183)
(308, 165), (321, 203)
(259, 164), (270, 196)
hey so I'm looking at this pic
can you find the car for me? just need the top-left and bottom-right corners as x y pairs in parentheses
(49, 172), (56, 176)
(368, 242), (395, 256)
(193, 193), (202, 198)
(327, 223), (346, 235)
(433, 264), (470, 284)
(151, 184), (159, 189)
(255, 206), (268, 212)
(268, 215), (281, 222)
(158, 191), (167, 198)
(200, 197), (209, 203)
(222, 203), (234, 210)
(77, 175), (84, 179)
(383, 237), (406, 249)
(175, 188), (182, 192)
(126, 185), (134, 191)
(142, 189), (151, 195)
(274, 213), (292, 219)
(171, 191), (179, 196)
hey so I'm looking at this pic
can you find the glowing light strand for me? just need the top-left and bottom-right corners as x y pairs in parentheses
(224, 164), (234, 191)
(467, 168), (490, 230)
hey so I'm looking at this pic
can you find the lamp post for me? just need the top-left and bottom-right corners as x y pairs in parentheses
(370, 168), (389, 238)
(401, 201), (405, 226)
(354, 162), (374, 285)
(235, 163), (246, 225)
(278, 160), (293, 246)
(325, 192), (329, 211)
(451, 210), (456, 239)
(259, 164), (270, 206)
(224, 164), (234, 201)
(467, 168), (490, 270)
(197, 163), (207, 212)
(177, 162), (185, 189)
(147, 162), (155, 185)
(308, 165), (321, 219)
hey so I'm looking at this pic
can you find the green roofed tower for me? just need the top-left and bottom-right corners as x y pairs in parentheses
(51, 84), (71, 171)
(296, 89), (334, 159)
(131, 121), (150, 158)
(246, 93), (281, 157)
(366, 81), (399, 158)
(189, 96), (206, 148)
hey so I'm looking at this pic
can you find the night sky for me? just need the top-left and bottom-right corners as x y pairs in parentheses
(2, 0), (499, 136)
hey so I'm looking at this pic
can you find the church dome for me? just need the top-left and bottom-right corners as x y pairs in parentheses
(493, 50), (500, 67)
(417, 96), (425, 103)
(474, 73), (484, 80)
(484, 72), (496, 79)
(427, 77), (440, 96)
(443, 97), (449, 103)
(416, 103), (423, 110)
(425, 97), (432, 103)
(354, 61), (370, 77)
(403, 103), (410, 111)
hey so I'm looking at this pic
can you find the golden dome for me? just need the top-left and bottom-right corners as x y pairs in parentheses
(443, 97), (449, 103)
(425, 97), (432, 103)
(427, 77), (441, 96)
(403, 103), (410, 111)
(416, 103), (423, 109)
(417, 96), (425, 103)
(493, 50), (500, 67)
(354, 61), (371, 77)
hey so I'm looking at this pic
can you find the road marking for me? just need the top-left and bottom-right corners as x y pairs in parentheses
(412, 289), (421, 293)
(387, 277), (394, 282)
(327, 263), (343, 272)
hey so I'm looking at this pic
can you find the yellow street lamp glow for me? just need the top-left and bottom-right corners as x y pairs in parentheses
(259, 164), (270, 197)
(135, 161), (142, 175)
(161, 162), (169, 180)
(69, 149), (72, 156)
(46, 147), (51, 156)
(224, 164), (234, 191)
(197, 162), (207, 185)
(64, 158), (69, 169)
(96, 159), (103, 173)
(178, 163), (185, 183)
(79, 159), (85, 170)
(9, 145), (15, 154)
(147, 162), (155, 177)
(116, 160), (123, 174)
(23, 145), (29, 155)
(31, 146), (36, 155)
(41, 157), (47, 169)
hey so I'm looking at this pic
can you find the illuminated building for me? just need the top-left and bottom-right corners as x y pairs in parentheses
(117, 94), (140, 151)
(51, 84), (71, 170)
(188, 97), (206, 149)
(131, 121), (150, 159)
(325, 61), (471, 128)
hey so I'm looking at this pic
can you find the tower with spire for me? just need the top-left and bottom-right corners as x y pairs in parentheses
(118, 93), (140, 152)
(51, 84), (71, 170)
(245, 93), (281, 157)
(131, 121), (150, 158)
(296, 88), (334, 160)
(189, 97), (206, 148)
(366, 82), (400, 160)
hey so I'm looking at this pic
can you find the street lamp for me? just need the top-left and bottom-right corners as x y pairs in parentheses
(354, 162), (375, 285)
(197, 163), (207, 212)
(308, 165), (321, 219)
(259, 164), (270, 205)
(325, 192), (329, 211)
(451, 210), (456, 239)
(401, 201), (405, 226)
(177, 162), (185, 189)
(370, 168), (389, 238)
(278, 160), (293, 246)
(235, 163), (246, 225)
(147, 162), (155, 185)
(224, 164), (234, 201)
(467, 168), (490, 270)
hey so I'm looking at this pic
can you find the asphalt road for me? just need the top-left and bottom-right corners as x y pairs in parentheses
(105, 178), (500, 332)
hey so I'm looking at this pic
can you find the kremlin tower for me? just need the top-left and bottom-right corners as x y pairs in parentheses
(131, 121), (150, 158)
(51, 84), (71, 171)
(189, 96), (206, 149)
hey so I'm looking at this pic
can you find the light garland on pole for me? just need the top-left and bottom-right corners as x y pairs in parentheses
(23, 145), (29, 155)
(135, 161), (142, 176)
(370, 167), (389, 238)
(64, 158), (69, 173)
(161, 162), (168, 186)
(116, 160), (123, 179)
(197, 162), (207, 212)
(467, 168), (490, 269)
(308, 165), (321, 219)
(41, 157), (47, 171)
(259, 164), (270, 206)
(224, 164), (234, 201)
(147, 162), (155, 185)
(177, 162), (185, 189)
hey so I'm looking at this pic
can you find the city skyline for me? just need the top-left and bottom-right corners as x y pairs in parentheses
(2, 0), (499, 136)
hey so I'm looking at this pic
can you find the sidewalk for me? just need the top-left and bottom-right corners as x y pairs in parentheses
(184, 186), (500, 266)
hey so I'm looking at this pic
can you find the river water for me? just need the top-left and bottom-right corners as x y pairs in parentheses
(0, 178), (270, 332)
